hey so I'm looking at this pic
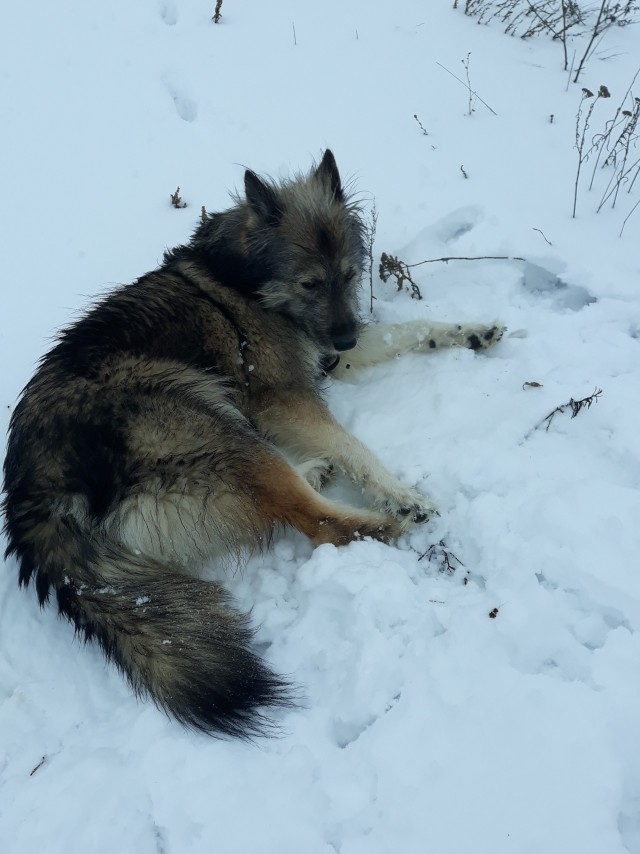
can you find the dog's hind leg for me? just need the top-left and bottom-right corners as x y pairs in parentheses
(250, 448), (400, 545)
(108, 436), (398, 559)
(252, 393), (436, 529)
(330, 319), (505, 378)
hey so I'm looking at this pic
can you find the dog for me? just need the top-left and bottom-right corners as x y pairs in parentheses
(2, 150), (502, 736)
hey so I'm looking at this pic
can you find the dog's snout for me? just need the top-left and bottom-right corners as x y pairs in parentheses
(332, 324), (358, 352)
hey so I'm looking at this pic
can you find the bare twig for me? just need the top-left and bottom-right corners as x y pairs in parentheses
(364, 200), (379, 313)
(379, 252), (526, 300)
(406, 254), (525, 268)
(532, 227), (553, 245)
(462, 52), (475, 115)
(436, 60), (498, 116)
(212, 0), (223, 23)
(620, 197), (640, 236)
(560, 0), (569, 70)
(30, 756), (46, 777)
(528, 387), (603, 436)
(574, 0), (607, 83)
(418, 539), (465, 574)
(413, 114), (429, 135)
(566, 49), (576, 92)
(573, 86), (611, 218)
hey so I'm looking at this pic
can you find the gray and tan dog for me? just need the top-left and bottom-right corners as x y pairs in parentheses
(2, 151), (502, 736)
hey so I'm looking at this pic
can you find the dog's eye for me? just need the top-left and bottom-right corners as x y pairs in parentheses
(344, 269), (356, 282)
(301, 279), (320, 290)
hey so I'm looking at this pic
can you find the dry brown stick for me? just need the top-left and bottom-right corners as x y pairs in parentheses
(406, 254), (525, 268)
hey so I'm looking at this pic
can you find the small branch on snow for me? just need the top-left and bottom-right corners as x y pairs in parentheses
(526, 387), (603, 438)
(406, 254), (526, 268)
(379, 252), (526, 300)
(379, 252), (423, 300)
(418, 539), (465, 574)
(30, 756), (47, 776)
(436, 59), (498, 116)
(532, 227), (553, 246)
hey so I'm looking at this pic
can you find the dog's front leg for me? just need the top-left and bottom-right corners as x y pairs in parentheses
(330, 319), (505, 378)
(251, 392), (436, 529)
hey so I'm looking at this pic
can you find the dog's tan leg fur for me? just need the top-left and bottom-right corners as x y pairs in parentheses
(251, 393), (434, 525)
(250, 451), (399, 545)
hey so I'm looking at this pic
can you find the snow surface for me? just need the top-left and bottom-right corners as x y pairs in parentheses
(2, 1), (640, 852)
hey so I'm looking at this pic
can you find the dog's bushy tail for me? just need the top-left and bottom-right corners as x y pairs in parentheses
(6, 513), (292, 737)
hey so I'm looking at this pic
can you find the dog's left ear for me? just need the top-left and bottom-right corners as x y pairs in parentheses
(244, 169), (283, 226)
(316, 149), (343, 201)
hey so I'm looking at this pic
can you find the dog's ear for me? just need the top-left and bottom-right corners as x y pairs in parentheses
(316, 149), (343, 201)
(244, 170), (282, 226)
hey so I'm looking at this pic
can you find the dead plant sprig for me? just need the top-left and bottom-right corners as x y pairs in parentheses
(530, 387), (603, 434)
(436, 59), (498, 116)
(364, 200), (379, 314)
(212, 0), (223, 23)
(455, 1), (638, 80)
(573, 85), (611, 218)
(379, 252), (526, 299)
(462, 52), (475, 115)
(379, 253), (423, 300)
(413, 114), (429, 136)
(418, 539), (465, 574)
(574, 1), (608, 82)
(597, 95), (640, 211)
(620, 197), (640, 235)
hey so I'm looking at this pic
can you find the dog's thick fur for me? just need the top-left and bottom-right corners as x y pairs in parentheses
(2, 151), (502, 736)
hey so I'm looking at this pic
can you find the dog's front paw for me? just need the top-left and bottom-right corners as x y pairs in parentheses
(465, 322), (506, 352)
(374, 485), (438, 530)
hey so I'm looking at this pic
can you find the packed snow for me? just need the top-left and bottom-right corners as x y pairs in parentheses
(1, 1), (640, 852)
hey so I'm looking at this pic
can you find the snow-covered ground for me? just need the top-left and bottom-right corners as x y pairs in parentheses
(2, 1), (640, 852)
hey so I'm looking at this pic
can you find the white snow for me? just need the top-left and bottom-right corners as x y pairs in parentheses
(1, 1), (640, 852)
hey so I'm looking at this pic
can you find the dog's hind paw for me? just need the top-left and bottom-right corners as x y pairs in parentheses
(374, 486), (438, 530)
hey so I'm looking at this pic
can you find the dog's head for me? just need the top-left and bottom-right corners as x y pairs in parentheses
(242, 150), (365, 353)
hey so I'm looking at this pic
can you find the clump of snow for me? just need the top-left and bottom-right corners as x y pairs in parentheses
(1, 1), (639, 853)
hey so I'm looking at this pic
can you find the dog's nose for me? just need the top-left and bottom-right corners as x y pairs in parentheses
(332, 325), (358, 351)
(333, 338), (358, 352)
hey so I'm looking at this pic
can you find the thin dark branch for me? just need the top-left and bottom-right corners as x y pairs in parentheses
(532, 227), (553, 245)
(574, 0), (607, 83)
(406, 254), (525, 268)
(527, 387), (603, 437)
(436, 61), (498, 116)
(418, 539), (465, 574)
(620, 198), (640, 237)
